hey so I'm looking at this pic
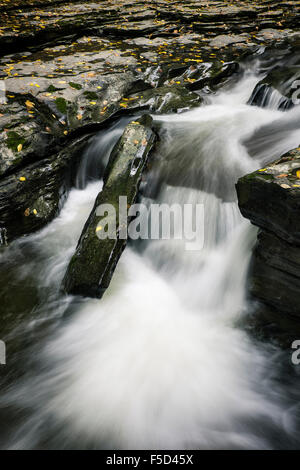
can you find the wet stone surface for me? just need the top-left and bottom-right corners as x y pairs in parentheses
(236, 147), (300, 343)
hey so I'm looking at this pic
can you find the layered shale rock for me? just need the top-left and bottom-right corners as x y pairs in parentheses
(0, 134), (91, 244)
(62, 115), (156, 298)
(236, 147), (300, 344)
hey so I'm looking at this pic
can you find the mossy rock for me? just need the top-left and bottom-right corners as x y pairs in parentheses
(62, 115), (156, 298)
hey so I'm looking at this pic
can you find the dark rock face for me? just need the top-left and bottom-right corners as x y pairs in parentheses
(248, 46), (300, 110)
(0, 134), (91, 244)
(251, 231), (300, 316)
(62, 115), (156, 298)
(236, 148), (300, 344)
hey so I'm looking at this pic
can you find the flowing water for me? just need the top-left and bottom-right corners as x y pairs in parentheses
(1, 48), (300, 450)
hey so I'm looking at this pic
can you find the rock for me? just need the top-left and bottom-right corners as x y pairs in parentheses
(250, 230), (300, 317)
(248, 65), (300, 110)
(0, 134), (91, 244)
(236, 149), (300, 245)
(0, 96), (63, 178)
(236, 147), (300, 343)
(209, 34), (249, 48)
(133, 85), (202, 114)
(62, 115), (156, 298)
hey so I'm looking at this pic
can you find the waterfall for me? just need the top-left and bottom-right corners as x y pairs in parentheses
(1, 57), (300, 450)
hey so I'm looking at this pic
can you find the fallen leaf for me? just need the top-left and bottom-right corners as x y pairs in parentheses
(25, 100), (34, 108)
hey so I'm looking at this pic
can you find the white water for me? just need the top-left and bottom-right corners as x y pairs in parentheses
(1, 67), (300, 450)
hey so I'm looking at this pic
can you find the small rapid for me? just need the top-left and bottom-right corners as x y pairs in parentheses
(1, 53), (300, 450)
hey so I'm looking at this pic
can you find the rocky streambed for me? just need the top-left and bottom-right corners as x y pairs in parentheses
(1, 2), (300, 345)
(1, 1), (300, 450)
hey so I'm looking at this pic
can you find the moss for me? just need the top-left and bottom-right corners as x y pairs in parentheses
(83, 91), (98, 100)
(69, 82), (82, 90)
(259, 173), (274, 180)
(55, 97), (67, 114)
(241, 171), (273, 182)
(47, 85), (60, 93)
(6, 131), (26, 152)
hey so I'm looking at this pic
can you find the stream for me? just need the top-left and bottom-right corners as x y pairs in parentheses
(1, 48), (300, 450)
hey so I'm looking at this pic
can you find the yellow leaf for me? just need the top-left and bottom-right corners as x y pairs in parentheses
(25, 100), (34, 108)
(17, 143), (22, 152)
(19, 176), (26, 182)
(77, 114), (83, 120)
(296, 170), (300, 179)
(33, 209), (37, 215)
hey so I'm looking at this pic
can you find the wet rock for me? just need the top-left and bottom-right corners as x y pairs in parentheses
(249, 65), (300, 110)
(185, 61), (240, 92)
(236, 147), (300, 339)
(0, 97), (61, 177)
(0, 135), (91, 244)
(133, 85), (202, 114)
(236, 149), (300, 245)
(250, 230), (300, 317)
(62, 115), (156, 298)
(209, 34), (250, 48)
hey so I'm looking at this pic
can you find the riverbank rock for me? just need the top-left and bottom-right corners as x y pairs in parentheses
(0, 134), (91, 244)
(236, 147), (300, 345)
(248, 42), (300, 110)
(62, 115), (156, 298)
(249, 66), (300, 110)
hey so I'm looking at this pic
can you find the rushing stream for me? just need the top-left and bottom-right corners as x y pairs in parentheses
(1, 48), (300, 449)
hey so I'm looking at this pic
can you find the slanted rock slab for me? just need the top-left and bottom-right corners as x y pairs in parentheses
(62, 114), (156, 298)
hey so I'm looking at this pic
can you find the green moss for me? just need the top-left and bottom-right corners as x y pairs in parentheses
(6, 131), (26, 152)
(259, 173), (274, 180)
(69, 82), (82, 90)
(55, 97), (67, 114)
(241, 171), (273, 182)
(47, 85), (60, 93)
(83, 91), (98, 100)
